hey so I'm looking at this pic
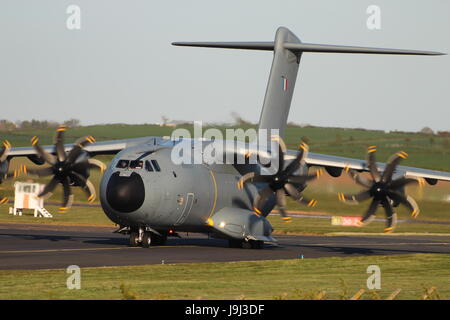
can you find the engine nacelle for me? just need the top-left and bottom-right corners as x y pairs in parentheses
(325, 166), (343, 177)
(27, 154), (45, 165)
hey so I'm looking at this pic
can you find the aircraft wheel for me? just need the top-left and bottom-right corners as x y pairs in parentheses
(151, 233), (167, 246)
(228, 239), (242, 248)
(129, 231), (140, 247)
(252, 240), (264, 249)
(242, 240), (263, 249)
(141, 232), (152, 248)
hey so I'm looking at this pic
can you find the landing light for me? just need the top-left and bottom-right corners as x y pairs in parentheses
(219, 221), (226, 228)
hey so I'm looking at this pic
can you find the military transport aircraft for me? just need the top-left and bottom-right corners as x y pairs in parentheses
(1, 27), (449, 249)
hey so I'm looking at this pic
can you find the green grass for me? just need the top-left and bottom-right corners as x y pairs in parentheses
(0, 254), (448, 299)
(284, 175), (450, 221)
(284, 126), (450, 172)
(1, 124), (449, 228)
(268, 216), (450, 235)
(1, 125), (448, 301)
(0, 205), (113, 226)
(0, 124), (176, 147)
(2, 124), (450, 170)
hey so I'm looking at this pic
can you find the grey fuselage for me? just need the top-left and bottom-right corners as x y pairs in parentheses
(99, 138), (262, 235)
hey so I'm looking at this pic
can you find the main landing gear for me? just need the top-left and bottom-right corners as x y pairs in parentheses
(129, 227), (167, 248)
(228, 239), (264, 249)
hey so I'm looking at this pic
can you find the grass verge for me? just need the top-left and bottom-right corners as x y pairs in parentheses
(0, 254), (448, 300)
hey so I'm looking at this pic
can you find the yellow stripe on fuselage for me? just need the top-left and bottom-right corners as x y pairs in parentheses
(207, 170), (218, 219)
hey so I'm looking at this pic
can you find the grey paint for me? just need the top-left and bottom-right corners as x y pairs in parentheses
(258, 27), (301, 138)
(210, 207), (275, 242)
(99, 141), (265, 238)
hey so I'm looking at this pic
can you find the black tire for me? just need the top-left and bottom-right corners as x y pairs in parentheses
(151, 233), (167, 246)
(142, 232), (152, 248)
(228, 239), (242, 248)
(251, 240), (264, 249)
(129, 231), (140, 247)
(241, 240), (264, 249)
(241, 240), (252, 249)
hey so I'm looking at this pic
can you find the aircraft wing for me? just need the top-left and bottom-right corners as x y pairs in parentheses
(5, 137), (159, 161)
(4, 136), (450, 183)
(284, 150), (450, 184)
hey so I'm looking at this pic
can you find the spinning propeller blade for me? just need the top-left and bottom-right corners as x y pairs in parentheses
(339, 147), (422, 232)
(24, 127), (105, 212)
(237, 136), (318, 222)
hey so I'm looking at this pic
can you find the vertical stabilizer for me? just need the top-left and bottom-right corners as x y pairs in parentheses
(258, 27), (301, 138)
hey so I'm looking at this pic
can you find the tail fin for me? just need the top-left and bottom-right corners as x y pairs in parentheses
(173, 27), (444, 137)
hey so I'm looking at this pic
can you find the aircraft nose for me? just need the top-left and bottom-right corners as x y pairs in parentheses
(106, 172), (145, 213)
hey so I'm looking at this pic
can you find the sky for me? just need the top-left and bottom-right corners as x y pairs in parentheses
(0, 0), (449, 132)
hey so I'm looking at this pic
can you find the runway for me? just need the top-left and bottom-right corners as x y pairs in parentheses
(1, 223), (450, 270)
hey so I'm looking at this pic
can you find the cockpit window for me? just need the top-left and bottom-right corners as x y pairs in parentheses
(130, 160), (143, 169)
(145, 160), (154, 172)
(116, 160), (129, 169)
(151, 160), (161, 172)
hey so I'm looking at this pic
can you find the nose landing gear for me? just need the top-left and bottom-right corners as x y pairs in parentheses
(129, 229), (141, 247)
(128, 227), (168, 248)
(229, 239), (264, 249)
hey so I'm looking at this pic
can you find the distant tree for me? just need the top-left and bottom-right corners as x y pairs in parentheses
(161, 115), (169, 126)
(63, 118), (81, 128)
(47, 121), (60, 128)
(0, 119), (16, 131)
(420, 127), (434, 135)
(231, 112), (254, 126)
(16, 119), (60, 129)
(287, 121), (303, 128)
(19, 120), (31, 128)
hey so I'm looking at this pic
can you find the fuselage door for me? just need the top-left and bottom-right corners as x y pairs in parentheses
(174, 192), (195, 226)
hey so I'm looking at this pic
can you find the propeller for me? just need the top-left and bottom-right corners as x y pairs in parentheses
(0, 140), (18, 204)
(23, 126), (106, 212)
(338, 145), (423, 233)
(237, 136), (320, 222)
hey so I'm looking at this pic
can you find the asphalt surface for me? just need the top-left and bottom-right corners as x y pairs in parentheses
(1, 223), (450, 270)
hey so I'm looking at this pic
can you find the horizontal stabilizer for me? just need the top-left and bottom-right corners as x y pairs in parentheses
(172, 41), (445, 56)
(172, 41), (275, 51)
(173, 27), (445, 139)
(285, 43), (445, 55)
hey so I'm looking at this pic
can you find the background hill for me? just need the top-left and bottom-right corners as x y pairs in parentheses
(1, 123), (449, 223)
